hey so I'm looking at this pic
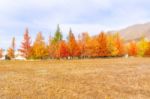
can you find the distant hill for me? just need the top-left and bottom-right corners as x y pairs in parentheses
(109, 22), (150, 41)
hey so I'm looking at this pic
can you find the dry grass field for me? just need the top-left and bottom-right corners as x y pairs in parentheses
(0, 58), (150, 99)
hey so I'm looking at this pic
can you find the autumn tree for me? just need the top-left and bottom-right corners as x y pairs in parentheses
(145, 42), (150, 56)
(87, 37), (99, 57)
(137, 37), (149, 56)
(49, 25), (63, 58)
(19, 28), (32, 58)
(97, 32), (109, 57)
(7, 37), (15, 59)
(32, 32), (48, 59)
(128, 41), (138, 56)
(7, 48), (14, 59)
(68, 29), (81, 58)
(78, 32), (91, 58)
(114, 33), (125, 56)
(58, 40), (69, 58)
(107, 34), (118, 56)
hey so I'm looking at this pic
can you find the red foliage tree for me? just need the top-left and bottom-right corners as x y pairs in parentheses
(59, 40), (69, 58)
(19, 28), (32, 58)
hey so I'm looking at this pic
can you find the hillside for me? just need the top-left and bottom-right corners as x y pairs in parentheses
(110, 22), (150, 41)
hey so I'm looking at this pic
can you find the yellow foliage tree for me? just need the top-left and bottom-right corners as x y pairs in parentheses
(107, 35), (118, 56)
(32, 32), (48, 59)
(137, 37), (149, 56)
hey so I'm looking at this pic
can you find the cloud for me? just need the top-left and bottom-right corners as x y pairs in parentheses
(0, 0), (150, 49)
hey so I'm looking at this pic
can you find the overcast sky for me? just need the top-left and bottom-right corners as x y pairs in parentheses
(0, 0), (150, 49)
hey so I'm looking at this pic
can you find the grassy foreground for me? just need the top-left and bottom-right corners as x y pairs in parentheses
(0, 58), (150, 99)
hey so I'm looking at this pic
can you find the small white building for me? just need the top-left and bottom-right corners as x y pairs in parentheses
(15, 55), (26, 60)
(15, 50), (26, 60)
(0, 50), (7, 60)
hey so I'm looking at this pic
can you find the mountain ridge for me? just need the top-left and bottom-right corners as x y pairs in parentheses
(109, 22), (150, 41)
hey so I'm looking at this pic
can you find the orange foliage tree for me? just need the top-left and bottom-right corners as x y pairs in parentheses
(49, 25), (63, 58)
(19, 28), (32, 58)
(97, 32), (109, 57)
(59, 40), (69, 58)
(7, 48), (14, 59)
(78, 32), (91, 58)
(68, 29), (81, 58)
(145, 42), (150, 56)
(88, 37), (99, 57)
(114, 34), (125, 56)
(128, 41), (138, 56)
(7, 37), (15, 58)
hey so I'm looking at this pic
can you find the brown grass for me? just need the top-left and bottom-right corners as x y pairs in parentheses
(0, 58), (150, 99)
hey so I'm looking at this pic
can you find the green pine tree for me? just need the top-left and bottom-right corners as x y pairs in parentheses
(52, 25), (63, 43)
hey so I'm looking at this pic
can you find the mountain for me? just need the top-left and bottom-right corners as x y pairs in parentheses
(110, 22), (150, 41)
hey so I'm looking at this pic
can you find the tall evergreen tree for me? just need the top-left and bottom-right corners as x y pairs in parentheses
(52, 25), (63, 43)
(49, 25), (63, 58)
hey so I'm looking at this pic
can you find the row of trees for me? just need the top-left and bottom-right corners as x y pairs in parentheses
(1, 25), (150, 59)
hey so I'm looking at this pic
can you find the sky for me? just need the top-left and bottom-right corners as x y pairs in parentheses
(0, 0), (150, 49)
